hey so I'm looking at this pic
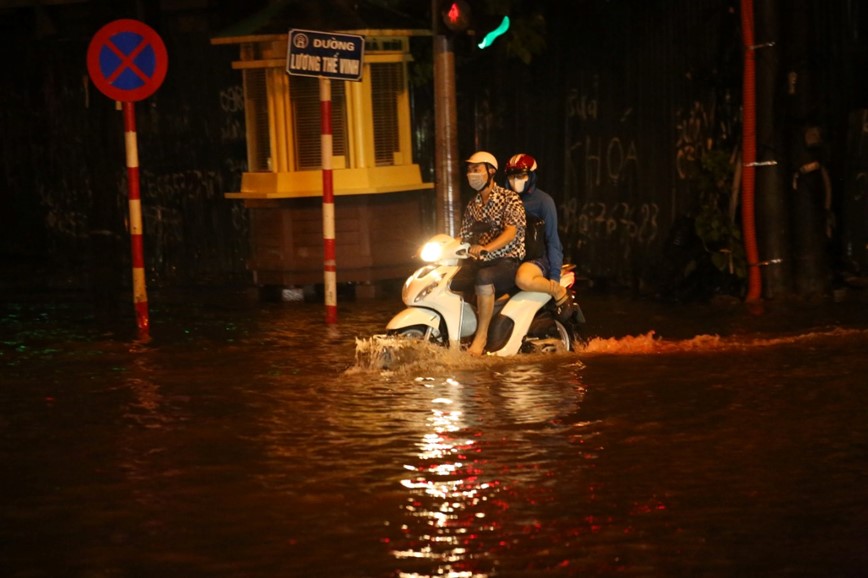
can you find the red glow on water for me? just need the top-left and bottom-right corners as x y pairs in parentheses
(631, 498), (668, 515)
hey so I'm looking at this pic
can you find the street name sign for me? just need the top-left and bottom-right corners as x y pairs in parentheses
(286, 29), (365, 82)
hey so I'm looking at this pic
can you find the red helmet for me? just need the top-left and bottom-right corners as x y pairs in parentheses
(505, 153), (538, 175)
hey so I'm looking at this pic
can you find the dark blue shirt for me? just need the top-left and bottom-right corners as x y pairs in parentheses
(520, 186), (563, 281)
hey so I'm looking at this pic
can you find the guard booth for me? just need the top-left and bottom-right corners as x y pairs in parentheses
(212, 6), (433, 298)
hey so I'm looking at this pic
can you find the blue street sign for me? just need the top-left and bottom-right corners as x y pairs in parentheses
(286, 29), (365, 82)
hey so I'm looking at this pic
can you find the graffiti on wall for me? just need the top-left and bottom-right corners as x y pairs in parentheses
(1, 65), (250, 287)
(674, 100), (711, 180)
(563, 85), (658, 280)
(122, 165), (248, 283)
(219, 85), (246, 142)
(673, 92), (738, 181)
(577, 133), (640, 188)
(562, 199), (659, 259)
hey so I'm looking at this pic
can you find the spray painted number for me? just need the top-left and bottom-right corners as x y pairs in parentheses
(564, 200), (659, 246)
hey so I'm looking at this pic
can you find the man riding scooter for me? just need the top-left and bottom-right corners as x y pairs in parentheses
(457, 151), (526, 356)
(379, 152), (583, 358)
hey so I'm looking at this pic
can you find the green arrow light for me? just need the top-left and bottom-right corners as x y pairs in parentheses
(477, 16), (510, 49)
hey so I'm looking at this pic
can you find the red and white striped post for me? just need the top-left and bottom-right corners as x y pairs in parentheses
(123, 101), (150, 337)
(320, 77), (338, 324)
(287, 29), (364, 324)
(87, 19), (166, 338)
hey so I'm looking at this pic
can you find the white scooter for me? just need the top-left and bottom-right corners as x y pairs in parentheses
(383, 234), (585, 356)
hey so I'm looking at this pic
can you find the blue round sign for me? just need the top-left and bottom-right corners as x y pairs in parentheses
(87, 19), (168, 102)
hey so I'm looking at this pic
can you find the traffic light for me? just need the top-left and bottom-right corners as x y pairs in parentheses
(440, 0), (472, 33)
(436, 0), (510, 49)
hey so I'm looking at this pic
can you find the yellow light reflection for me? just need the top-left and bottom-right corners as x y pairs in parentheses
(392, 379), (496, 578)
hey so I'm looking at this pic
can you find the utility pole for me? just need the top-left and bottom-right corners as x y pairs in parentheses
(432, 0), (462, 236)
(754, 0), (792, 298)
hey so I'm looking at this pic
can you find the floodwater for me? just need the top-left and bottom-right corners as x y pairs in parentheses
(2, 287), (868, 578)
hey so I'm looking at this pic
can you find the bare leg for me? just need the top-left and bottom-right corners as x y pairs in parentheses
(515, 262), (567, 303)
(468, 291), (495, 356)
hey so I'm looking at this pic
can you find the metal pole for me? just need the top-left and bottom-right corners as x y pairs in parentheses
(320, 77), (338, 324)
(122, 101), (150, 337)
(433, 21), (462, 236)
(754, 0), (791, 298)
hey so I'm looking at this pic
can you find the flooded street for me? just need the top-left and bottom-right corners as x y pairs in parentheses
(2, 288), (868, 577)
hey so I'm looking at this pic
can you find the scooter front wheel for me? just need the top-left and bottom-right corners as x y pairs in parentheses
(388, 325), (445, 345)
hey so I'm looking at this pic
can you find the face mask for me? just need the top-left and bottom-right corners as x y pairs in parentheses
(509, 175), (529, 193)
(467, 172), (488, 191)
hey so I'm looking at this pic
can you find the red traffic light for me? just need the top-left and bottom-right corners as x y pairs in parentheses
(441, 0), (472, 32)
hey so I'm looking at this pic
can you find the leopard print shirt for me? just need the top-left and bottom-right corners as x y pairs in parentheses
(459, 184), (526, 261)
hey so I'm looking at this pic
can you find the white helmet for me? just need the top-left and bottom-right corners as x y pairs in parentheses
(465, 151), (498, 171)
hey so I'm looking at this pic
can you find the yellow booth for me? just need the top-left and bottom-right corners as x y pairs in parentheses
(212, 4), (433, 296)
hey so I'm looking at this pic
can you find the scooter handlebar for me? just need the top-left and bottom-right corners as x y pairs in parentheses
(467, 245), (488, 260)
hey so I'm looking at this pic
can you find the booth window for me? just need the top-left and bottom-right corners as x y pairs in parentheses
(371, 62), (403, 167)
(243, 68), (270, 172)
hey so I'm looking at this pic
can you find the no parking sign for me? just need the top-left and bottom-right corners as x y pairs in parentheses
(87, 19), (168, 337)
(87, 19), (167, 102)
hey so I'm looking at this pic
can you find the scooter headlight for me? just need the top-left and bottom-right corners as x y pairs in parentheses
(420, 241), (444, 262)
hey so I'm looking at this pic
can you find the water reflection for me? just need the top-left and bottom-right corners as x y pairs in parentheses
(3, 294), (868, 577)
(394, 376), (498, 578)
(495, 363), (585, 425)
(391, 362), (589, 578)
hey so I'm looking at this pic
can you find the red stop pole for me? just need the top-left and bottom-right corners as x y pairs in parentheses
(123, 101), (150, 337)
